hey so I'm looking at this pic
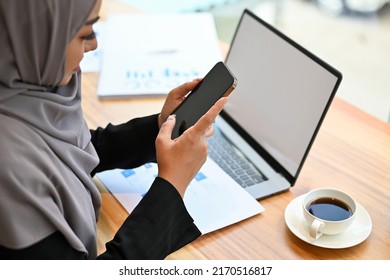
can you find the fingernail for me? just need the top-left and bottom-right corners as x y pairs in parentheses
(167, 114), (176, 121)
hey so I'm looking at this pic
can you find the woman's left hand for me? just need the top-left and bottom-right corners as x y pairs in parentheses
(158, 79), (201, 128)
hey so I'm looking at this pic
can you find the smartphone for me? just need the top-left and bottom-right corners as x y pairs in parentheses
(171, 61), (237, 139)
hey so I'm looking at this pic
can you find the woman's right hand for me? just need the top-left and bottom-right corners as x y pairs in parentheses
(155, 97), (228, 197)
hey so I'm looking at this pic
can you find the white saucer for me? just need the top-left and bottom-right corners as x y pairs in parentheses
(284, 194), (372, 249)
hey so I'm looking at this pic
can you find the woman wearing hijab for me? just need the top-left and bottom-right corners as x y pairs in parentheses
(0, 0), (227, 259)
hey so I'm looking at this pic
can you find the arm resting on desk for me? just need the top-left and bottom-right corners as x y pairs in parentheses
(98, 177), (201, 259)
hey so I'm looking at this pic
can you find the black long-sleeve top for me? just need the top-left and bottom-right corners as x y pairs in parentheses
(0, 114), (201, 259)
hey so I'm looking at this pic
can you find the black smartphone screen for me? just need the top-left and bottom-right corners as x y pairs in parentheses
(171, 61), (237, 139)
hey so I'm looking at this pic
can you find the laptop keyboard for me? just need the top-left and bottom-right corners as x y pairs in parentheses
(208, 129), (267, 188)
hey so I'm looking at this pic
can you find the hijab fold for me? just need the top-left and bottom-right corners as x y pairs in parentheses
(0, 0), (100, 258)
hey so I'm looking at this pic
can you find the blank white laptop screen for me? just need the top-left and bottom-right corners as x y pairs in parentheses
(222, 10), (342, 184)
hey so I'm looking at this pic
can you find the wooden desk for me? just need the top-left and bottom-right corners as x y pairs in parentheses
(83, 0), (390, 260)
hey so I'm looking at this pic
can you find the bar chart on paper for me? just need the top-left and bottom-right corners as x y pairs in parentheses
(122, 66), (201, 92)
(97, 13), (222, 97)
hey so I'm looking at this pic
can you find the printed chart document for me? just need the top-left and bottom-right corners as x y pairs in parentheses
(97, 13), (222, 97)
(96, 158), (264, 234)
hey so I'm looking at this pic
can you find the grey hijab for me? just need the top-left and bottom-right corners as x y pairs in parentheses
(0, 0), (101, 258)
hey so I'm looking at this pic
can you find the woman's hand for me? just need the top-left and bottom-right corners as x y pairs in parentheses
(155, 97), (228, 197)
(158, 79), (202, 128)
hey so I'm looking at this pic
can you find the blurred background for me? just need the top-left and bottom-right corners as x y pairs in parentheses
(120, 0), (390, 122)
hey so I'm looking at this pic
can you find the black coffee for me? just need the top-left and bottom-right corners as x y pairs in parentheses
(307, 197), (353, 221)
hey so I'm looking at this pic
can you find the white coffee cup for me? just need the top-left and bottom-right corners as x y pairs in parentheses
(302, 188), (357, 239)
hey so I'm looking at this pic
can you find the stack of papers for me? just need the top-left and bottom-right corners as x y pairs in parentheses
(96, 158), (264, 234)
(97, 13), (222, 97)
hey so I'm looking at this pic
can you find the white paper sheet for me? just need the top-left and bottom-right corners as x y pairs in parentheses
(97, 13), (222, 97)
(96, 158), (264, 234)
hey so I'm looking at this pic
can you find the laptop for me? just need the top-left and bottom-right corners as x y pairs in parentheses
(208, 9), (342, 200)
